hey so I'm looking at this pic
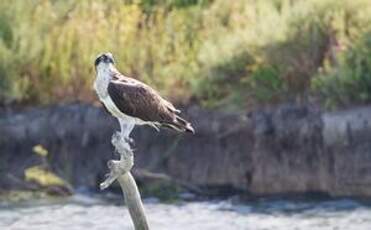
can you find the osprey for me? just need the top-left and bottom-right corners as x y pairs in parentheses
(94, 53), (194, 139)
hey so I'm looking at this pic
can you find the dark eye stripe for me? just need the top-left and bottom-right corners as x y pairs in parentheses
(94, 56), (102, 66)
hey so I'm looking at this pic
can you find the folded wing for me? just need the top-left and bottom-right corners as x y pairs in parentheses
(107, 77), (194, 133)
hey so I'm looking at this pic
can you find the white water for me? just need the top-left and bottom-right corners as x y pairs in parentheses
(1, 195), (371, 230)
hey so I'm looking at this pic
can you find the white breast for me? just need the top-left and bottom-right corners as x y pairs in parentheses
(101, 96), (137, 123)
(94, 69), (141, 125)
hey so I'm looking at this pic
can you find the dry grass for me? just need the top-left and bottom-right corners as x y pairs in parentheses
(0, 0), (370, 109)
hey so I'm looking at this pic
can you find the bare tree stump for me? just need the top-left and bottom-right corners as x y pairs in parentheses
(100, 132), (149, 230)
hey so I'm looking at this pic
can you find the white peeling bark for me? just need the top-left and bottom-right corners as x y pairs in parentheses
(100, 132), (149, 230)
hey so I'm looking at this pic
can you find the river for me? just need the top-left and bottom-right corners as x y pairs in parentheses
(1, 194), (371, 230)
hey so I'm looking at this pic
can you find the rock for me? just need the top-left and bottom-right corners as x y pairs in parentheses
(1, 103), (371, 197)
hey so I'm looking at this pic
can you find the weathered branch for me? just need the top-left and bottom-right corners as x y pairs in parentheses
(118, 172), (149, 230)
(100, 132), (149, 230)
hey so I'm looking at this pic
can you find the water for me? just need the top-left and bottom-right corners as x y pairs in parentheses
(1, 194), (371, 230)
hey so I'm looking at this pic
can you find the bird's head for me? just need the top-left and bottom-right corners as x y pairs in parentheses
(94, 52), (115, 71)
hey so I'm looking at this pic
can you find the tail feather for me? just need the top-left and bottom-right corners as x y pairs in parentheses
(162, 115), (195, 134)
(175, 115), (195, 134)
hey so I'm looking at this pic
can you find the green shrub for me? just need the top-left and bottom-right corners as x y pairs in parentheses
(0, 0), (203, 104)
(312, 32), (371, 108)
(0, 0), (370, 109)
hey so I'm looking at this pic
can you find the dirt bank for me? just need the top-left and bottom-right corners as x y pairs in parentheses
(1, 103), (371, 197)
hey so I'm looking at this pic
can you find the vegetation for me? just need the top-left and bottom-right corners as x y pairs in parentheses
(24, 144), (72, 194)
(0, 0), (370, 109)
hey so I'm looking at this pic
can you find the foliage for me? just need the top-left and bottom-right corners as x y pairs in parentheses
(312, 32), (371, 109)
(24, 144), (71, 191)
(33, 144), (49, 157)
(0, 0), (203, 104)
(0, 0), (370, 108)
(24, 166), (68, 187)
(195, 0), (371, 108)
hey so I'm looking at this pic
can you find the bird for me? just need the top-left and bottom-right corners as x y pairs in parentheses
(93, 52), (195, 140)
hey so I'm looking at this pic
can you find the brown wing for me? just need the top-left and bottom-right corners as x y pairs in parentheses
(112, 72), (180, 114)
(107, 79), (170, 122)
(107, 77), (194, 133)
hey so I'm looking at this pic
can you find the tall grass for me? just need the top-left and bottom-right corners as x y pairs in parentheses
(0, 0), (204, 104)
(195, 0), (371, 108)
(0, 0), (370, 109)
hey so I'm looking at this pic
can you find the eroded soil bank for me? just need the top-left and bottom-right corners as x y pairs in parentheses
(1, 103), (371, 197)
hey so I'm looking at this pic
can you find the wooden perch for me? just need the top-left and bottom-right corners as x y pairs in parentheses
(100, 132), (149, 230)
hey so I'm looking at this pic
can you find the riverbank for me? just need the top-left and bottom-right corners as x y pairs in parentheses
(1, 103), (371, 197)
